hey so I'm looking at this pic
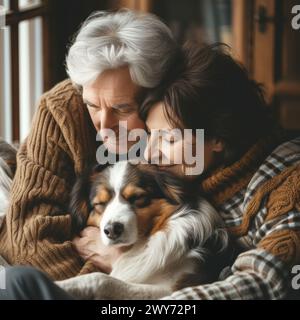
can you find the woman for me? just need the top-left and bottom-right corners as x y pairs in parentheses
(139, 43), (300, 299)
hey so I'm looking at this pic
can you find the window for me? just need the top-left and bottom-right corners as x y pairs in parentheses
(0, 0), (49, 143)
(153, 0), (232, 46)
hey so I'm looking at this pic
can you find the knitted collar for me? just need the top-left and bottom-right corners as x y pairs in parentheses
(200, 135), (282, 206)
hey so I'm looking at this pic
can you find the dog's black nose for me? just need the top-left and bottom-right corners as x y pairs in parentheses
(104, 222), (124, 240)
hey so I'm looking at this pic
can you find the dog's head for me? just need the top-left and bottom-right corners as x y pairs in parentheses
(70, 161), (196, 247)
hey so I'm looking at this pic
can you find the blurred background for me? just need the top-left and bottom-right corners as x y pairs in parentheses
(0, 0), (300, 143)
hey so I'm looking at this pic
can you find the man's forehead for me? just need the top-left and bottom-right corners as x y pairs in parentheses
(82, 93), (136, 107)
(84, 67), (139, 91)
(82, 82), (140, 106)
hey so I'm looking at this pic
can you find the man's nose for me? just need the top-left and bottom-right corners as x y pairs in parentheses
(100, 109), (118, 130)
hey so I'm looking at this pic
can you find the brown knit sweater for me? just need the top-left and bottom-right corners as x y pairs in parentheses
(0, 80), (99, 279)
(0, 79), (299, 285)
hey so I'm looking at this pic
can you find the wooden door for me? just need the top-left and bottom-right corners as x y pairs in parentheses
(252, 0), (300, 130)
(108, 0), (153, 12)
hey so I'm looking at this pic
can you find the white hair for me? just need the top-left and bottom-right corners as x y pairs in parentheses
(66, 9), (177, 88)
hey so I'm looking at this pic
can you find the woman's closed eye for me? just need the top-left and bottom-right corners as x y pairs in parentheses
(163, 132), (181, 145)
(166, 135), (176, 144)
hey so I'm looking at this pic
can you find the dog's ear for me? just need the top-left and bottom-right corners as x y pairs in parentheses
(69, 163), (109, 233)
(69, 171), (93, 234)
(154, 170), (193, 205)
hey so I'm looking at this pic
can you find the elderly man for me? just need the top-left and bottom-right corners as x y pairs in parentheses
(0, 10), (177, 279)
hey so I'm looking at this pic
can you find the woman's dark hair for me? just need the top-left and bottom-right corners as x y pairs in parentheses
(139, 43), (277, 165)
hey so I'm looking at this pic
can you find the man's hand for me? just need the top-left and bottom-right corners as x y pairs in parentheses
(72, 226), (123, 274)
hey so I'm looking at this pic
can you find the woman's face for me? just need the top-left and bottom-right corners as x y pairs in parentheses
(144, 102), (222, 178)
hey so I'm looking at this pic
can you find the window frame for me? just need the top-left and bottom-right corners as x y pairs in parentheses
(4, 0), (50, 141)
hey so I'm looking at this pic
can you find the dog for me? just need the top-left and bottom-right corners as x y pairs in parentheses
(56, 161), (230, 299)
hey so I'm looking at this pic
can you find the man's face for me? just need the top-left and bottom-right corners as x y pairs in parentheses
(82, 66), (145, 154)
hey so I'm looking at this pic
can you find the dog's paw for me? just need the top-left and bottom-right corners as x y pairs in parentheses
(55, 279), (81, 299)
(55, 272), (113, 300)
(87, 273), (120, 300)
(55, 276), (93, 299)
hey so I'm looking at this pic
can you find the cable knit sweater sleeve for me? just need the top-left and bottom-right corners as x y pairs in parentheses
(0, 80), (98, 280)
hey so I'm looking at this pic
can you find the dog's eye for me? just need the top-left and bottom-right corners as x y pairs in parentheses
(93, 202), (106, 212)
(128, 195), (149, 208)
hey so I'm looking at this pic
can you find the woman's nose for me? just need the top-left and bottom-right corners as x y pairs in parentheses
(144, 135), (162, 164)
(143, 143), (151, 162)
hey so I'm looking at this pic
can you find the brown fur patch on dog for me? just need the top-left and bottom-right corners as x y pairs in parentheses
(93, 186), (112, 205)
(122, 184), (146, 200)
(135, 199), (179, 237)
(87, 210), (102, 227)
